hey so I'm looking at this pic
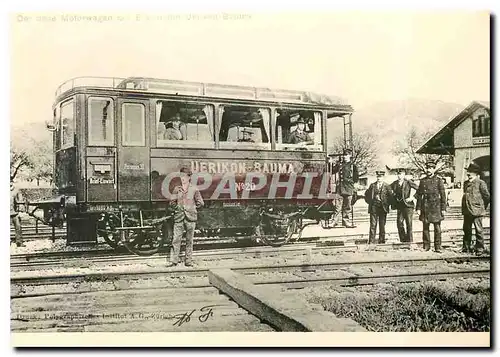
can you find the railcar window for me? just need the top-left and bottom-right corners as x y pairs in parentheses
(88, 98), (114, 146)
(156, 101), (215, 149)
(218, 106), (271, 150)
(60, 100), (75, 150)
(122, 103), (146, 146)
(275, 109), (323, 151)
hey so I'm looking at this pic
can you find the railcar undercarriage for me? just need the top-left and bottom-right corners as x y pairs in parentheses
(24, 195), (348, 255)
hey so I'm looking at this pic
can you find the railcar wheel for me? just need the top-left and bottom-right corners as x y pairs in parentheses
(123, 225), (166, 256)
(96, 213), (121, 249)
(257, 211), (301, 247)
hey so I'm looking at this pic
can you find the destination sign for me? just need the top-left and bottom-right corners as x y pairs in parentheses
(89, 177), (115, 185)
(191, 161), (296, 174)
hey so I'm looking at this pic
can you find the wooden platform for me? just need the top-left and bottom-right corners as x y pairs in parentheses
(208, 268), (366, 332)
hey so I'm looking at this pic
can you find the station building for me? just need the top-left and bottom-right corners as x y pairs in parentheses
(417, 101), (490, 190)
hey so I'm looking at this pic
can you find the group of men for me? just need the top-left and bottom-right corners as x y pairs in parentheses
(10, 156), (489, 266)
(364, 160), (490, 254)
(159, 149), (490, 267)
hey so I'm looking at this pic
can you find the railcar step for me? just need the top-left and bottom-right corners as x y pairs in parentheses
(115, 226), (155, 231)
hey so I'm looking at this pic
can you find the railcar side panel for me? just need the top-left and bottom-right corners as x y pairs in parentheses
(150, 155), (328, 202)
(55, 148), (77, 194)
(117, 99), (151, 201)
(86, 148), (117, 202)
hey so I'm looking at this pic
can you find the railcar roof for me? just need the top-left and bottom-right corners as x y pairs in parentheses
(55, 76), (353, 110)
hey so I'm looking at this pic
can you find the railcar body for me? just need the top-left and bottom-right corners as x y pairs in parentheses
(28, 76), (354, 253)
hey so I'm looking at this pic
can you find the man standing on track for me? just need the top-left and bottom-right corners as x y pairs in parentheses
(331, 148), (359, 228)
(461, 162), (490, 255)
(390, 168), (419, 243)
(415, 161), (446, 253)
(10, 181), (25, 247)
(364, 171), (393, 244)
(167, 166), (204, 267)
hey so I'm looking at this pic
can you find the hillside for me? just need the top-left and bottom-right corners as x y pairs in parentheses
(327, 99), (465, 169)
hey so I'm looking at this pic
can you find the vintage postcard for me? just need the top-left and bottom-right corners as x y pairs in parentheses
(8, 7), (491, 348)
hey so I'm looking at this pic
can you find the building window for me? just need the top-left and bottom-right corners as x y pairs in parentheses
(88, 97), (114, 146)
(122, 103), (145, 146)
(473, 114), (490, 137)
(156, 101), (215, 149)
(218, 106), (271, 150)
(60, 99), (75, 150)
(275, 109), (323, 151)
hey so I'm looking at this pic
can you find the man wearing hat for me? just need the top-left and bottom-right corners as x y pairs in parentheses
(415, 160), (447, 252)
(288, 117), (313, 144)
(167, 165), (204, 267)
(331, 148), (359, 227)
(364, 170), (394, 243)
(390, 168), (419, 243)
(461, 162), (490, 254)
(238, 128), (255, 143)
(10, 181), (25, 247)
(163, 112), (184, 141)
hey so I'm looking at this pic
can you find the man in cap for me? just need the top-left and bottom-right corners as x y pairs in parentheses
(10, 181), (25, 247)
(288, 117), (313, 144)
(415, 160), (447, 252)
(331, 148), (359, 227)
(364, 170), (394, 244)
(461, 162), (490, 254)
(390, 168), (419, 243)
(163, 113), (184, 140)
(238, 128), (255, 143)
(167, 165), (204, 267)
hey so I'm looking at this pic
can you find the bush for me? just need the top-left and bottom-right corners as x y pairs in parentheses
(310, 279), (490, 332)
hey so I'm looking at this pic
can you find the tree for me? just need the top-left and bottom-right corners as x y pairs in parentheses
(10, 124), (53, 185)
(10, 145), (31, 182)
(330, 131), (379, 175)
(392, 125), (453, 176)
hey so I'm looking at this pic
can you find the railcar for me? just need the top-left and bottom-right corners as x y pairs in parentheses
(26, 76), (354, 255)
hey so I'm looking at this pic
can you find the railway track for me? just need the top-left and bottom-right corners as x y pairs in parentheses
(11, 248), (490, 333)
(10, 227), (489, 267)
(10, 234), (491, 272)
(11, 206), (478, 241)
(11, 254), (490, 298)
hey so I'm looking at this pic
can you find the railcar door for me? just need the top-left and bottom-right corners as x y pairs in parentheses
(117, 99), (151, 202)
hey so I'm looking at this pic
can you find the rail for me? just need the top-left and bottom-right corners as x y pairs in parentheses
(54, 76), (350, 107)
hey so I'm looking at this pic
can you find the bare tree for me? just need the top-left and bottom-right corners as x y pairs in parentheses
(330, 131), (379, 174)
(392, 126), (453, 176)
(10, 146), (32, 182)
(11, 125), (53, 185)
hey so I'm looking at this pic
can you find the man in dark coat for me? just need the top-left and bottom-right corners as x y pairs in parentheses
(288, 117), (313, 144)
(415, 161), (447, 252)
(390, 168), (419, 242)
(332, 148), (359, 228)
(461, 162), (490, 254)
(10, 182), (25, 247)
(364, 171), (393, 244)
(167, 166), (204, 267)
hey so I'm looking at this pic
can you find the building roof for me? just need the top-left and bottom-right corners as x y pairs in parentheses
(417, 101), (490, 155)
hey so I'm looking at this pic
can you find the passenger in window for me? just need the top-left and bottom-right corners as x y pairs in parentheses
(163, 113), (183, 140)
(238, 129), (255, 143)
(288, 117), (313, 144)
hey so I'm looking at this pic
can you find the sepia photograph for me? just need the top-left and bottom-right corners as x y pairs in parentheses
(7, 4), (491, 348)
